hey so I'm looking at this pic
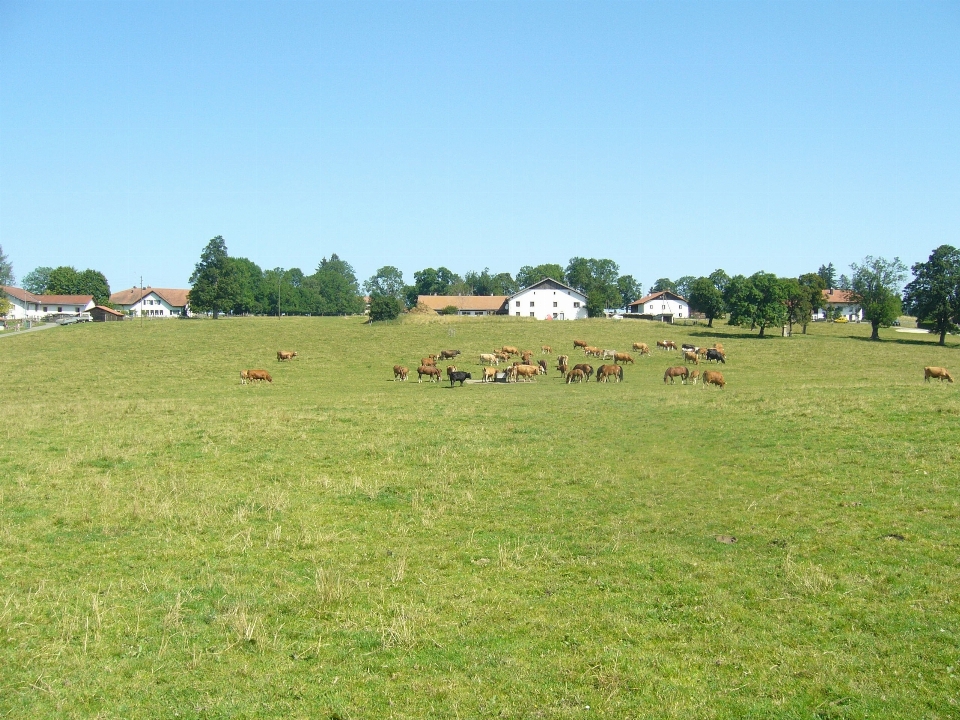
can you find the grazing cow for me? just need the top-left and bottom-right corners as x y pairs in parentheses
(449, 371), (471, 387)
(496, 351), (511, 362)
(417, 365), (442, 383)
(421, 357), (437, 367)
(240, 370), (249, 385)
(656, 340), (670, 351)
(663, 366), (688, 384)
(632, 342), (650, 355)
(703, 370), (725, 389)
(614, 352), (634, 364)
(446, 365), (458, 378)
(521, 351), (533, 365)
(393, 365), (409, 381)
(602, 349), (616, 361)
(573, 339), (588, 350)
(537, 359), (548, 375)
(246, 369), (273, 383)
(664, 341), (677, 350)
(511, 364), (539, 382)
(481, 366), (497, 383)
(689, 369), (701, 384)
(541, 345), (552, 354)
(277, 350), (298, 361)
(683, 351), (699, 365)
(597, 364), (623, 383)
(479, 353), (499, 366)
(440, 349), (461, 360)
(573, 363), (594, 380)
(706, 349), (726, 364)
(713, 343), (725, 354)
(697, 347), (708, 358)
(566, 368), (586, 383)
(925, 366), (954, 383)
(501, 346), (520, 357)
(681, 344), (697, 353)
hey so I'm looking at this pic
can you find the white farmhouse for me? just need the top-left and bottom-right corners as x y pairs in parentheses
(507, 278), (588, 320)
(626, 291), (689, 323)
(2, 286), (94, 321)
(814, 289), (863, 322)
(110, 287), (191, 317)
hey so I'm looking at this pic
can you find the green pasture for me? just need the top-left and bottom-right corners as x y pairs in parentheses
(1, 315), (958, 718)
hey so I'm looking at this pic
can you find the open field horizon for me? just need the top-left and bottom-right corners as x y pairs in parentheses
(1, 316), (958, 718)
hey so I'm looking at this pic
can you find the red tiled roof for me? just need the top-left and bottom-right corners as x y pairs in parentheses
(2, 286), (92, 304)
(417, 295), (508, 311)
(630, 290), (687, 305)
(822, 289), (857, 304)
(110, 287), (190, 307)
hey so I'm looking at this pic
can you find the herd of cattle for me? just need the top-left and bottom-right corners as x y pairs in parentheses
(237, 343), (953, 390)
(390, 339), (731, 389)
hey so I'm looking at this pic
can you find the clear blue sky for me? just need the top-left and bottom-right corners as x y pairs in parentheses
(2, 1), (958, 293)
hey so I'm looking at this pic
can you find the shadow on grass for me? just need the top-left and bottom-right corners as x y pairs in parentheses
(845, 335), (954, 347)
(687, 330), (780, 340)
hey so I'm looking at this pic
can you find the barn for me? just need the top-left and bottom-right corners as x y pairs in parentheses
(507, 278), (588, 320)
(626, 291), (689, 323)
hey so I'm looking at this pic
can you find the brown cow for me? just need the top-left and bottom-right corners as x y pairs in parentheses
(417, 365), (442, 383)
(664, 341), (677, 351)
(245, 369), (273, 383)
(479, 353), (499, 366)
(702, 370), (725, 389)
(632, 342), (650, 355)
(537, 359), (548, 375)
(614, 352), (634, 364)
(683, 351), (699, 365)
(240, 370), (249, 385)
(689, 369), (701, 385)
(597, 364), (623, 383)
(510, 364), (539, 382)
(925, 366), (954, 383)
(521, 350), (533, 365)
(446, 365), (458, 378)
(573, 339), (588, 349)
(663, 366), (688, 384)
(501, 346), (520, 356)
(573, 363), (594, 380)
(481, 367), (497, 383)
(421, 357), (437, 367)
(713, 343), (725, 355)
(393, 365), (409, 381)
(440, 349), (461, 360)
(566, 368), (586, 383)
(277, 350), (298, 361)
(541, 345), (552, 354)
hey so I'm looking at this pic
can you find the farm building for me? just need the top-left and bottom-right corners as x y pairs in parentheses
(507, 278), (588, 320)
(417, 295), (509, 316)
(814, 289), (863, 322)
(90, 305), (125, 322)
(626, 291), (689, 323)
(110, 287), (190, 317)
(1, 286), (95, 321)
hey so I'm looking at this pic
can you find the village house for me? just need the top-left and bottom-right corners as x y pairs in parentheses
(626, 291), (689, 323)
(1, 286), (95, 321)
(417, 295), (509, 316)
(815, 289), (863, 322)
(507, 278), (588, 320)
(109, 287), (191, 317)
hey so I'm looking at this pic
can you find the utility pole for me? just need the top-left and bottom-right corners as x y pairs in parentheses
(140, 276), (144, 328)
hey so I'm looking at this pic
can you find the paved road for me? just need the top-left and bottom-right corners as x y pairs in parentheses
(0, 322), (58, 339)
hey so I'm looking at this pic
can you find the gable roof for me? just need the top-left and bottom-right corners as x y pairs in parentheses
(629, 290), (687, 306)
(509, 277), (586, 300)
(822, 289), (858, 304)
(110, 287), (191, 308)
(417, 295), (508, 312)
(91, 304), (125, 317)
(2, 286), (92, 305)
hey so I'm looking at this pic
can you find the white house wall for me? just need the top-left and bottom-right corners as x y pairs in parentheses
(125, 293), (182, 317)
(509, 288), (588, 320)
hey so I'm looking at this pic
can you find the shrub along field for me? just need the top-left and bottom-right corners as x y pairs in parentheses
(1, 315), (958, 719)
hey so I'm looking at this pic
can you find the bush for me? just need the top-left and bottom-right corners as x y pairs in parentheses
(441, 305), (459, 315)
(369, 295), (402, 322)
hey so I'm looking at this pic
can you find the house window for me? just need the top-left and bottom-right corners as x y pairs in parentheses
(662, 304), (666, 309)
(573, 302), (580, 308)
(678, 313), (683, 318)
(530, 312), (535, 317)
(552, 313), (558, 319)
(515, 312), (520, 317)
(75, 307), (80, 312)
(43, 306), (48, 312)
(648, 304), (653, 311)
(58, 307), (63, 312)
(515, 301), (520, 307)
(530, 301), (535, 307)
(553, 302), (557, 307)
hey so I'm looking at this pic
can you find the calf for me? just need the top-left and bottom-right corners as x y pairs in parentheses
(924, 366), (954, 383)
(689, 369), (701, 384)
(446, 365), (458, 378)
(597, 364), (623, 383)
(683, 351), (699, 365)
(573, 339), (588, 349)
(541, 345), (552, 354)
(566, 368), (586, 383)
(632, 342), (650, 355)
(417, 365), (442, 383)
(240, 369), (249, 385)
(277, 350), (298, 361)
(614, 352), (634, 364)
(393, 365), (409, 381)
(421, 357), (437, 367)
(521, 351), (533, 365)
(572, 363), (594, 380)
(702, 370), (725, 389)
(706, 349), (726, 364)
(449, 371), (471, 387)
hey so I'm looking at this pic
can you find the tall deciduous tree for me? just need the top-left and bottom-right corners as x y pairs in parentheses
(674, 275), (696, 299)
(651, 278), (676, 293)
(903, 245), (960, 346)
(725, 271), (788, 337)
(798, 273), (827, 333)
(46, 266), (81, 295)
(709, 269), (730, 294)
(688, 277), (725, 327)
(75, 269), (111, 305)
(0, 245), (13, 286)
(516, 264), (565, 289)
(308, 254), (363, 315)
(369, 294), (402, 322)
(188, 236), (241, 319)
(364, 266), (406, 300)
(850, 256), (908, 341)
(616, 275), (642, 309)
(21, 267), (52, 294)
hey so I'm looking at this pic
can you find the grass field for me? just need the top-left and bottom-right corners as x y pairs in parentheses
(1, 315), (959, 719)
